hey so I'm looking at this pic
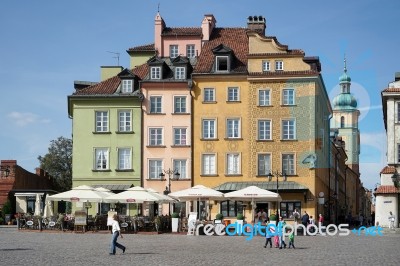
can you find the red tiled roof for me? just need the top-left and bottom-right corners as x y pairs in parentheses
(127, 43), (155, 52)
(162, 27), (202, 36)
(73, 76), (120, 95)
(374, 185), (400, 194)
(380, 166), (396, 174)
(132, 63), (149, 80)
(194, 28), (249, 73)
(248, 50), (305, 56)
(382, 87), (400, 93)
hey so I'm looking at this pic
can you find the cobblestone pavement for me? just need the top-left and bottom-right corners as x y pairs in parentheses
(1, 228), (400, 266)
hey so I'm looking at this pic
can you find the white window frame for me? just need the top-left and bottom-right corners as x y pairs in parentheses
(170, 45), (179, 58)
(173, 159), (187, 179)
(149, 128), (163, 146)
(150, 96), (162, 113)
(175, 67), (186, 80)
(227, 87), (239, 102)
(202, 119), (216, 139)
(149, 160), (162, 179)
(95, 111), (108, 132)
(226, 153), (240, 175)
(227, 118), (240, 138)
(94, 148), (109, 170)
(282, 89), (295, 105)
(262, 60), (270, 71)
(204, 88), (215, 102)
(202, 154), (216, 175)
(275, 60), (283, 71)
(258, 120), (271, 140)
(174, 96), (187, 113)
(187, 44), (195, 58)
(282, 119), (296, 140)
(258, 89), (271, 106)
(121, 80), (133, 93)
(118, 148), (131, 170)
(174, 128), (187, 145)
(282, 153), (295, 175)
(257, 153), (271, 176)
(216, 56), (229, 72)
(151, 67), (161, 79)
(118, 110), (131, 132)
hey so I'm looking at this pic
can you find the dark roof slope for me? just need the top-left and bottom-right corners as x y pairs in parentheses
(127, 43), (155, 52)
(162, 27), (202, 36)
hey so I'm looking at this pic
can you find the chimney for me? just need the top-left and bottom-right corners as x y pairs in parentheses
(35, 168), (45, 177)
(154, 12), (165, 56)
(100, 66), (123, 81)
(202, 14), (216, 41)
(247, 15), (266, 36)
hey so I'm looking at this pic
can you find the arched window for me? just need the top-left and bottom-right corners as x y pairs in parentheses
(340, 116), (345, 128)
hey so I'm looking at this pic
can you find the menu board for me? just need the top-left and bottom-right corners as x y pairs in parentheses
(74, 211), (87, 226)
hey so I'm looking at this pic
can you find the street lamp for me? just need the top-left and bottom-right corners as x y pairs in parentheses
(267, 171), (287, 224)
(159, 168), (180, 215)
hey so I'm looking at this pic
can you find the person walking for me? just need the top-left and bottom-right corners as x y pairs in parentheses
(278, 217), (287, 249)
(301, 211), (309, 235)
(288, 228), (295, 249)
(308, 215), (315, 234)
(109, 214), (126, 255)
(389, 211), (395, 230)
(264, 224), (273, 248)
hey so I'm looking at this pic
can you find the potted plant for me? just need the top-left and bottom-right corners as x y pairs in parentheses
(236, 213), (244, 234)
(215, 213), (223, 224)
(171, 212), (179, 233)
(269, 213), (277, 223)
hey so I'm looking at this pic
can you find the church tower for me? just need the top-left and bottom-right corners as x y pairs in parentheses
(331, 58), (360, 174)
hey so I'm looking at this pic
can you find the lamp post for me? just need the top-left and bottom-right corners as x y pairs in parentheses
(267, 171), (287, 224)
(160, 168), (180, 215)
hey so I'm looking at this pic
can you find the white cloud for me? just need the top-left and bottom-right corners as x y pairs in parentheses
(7, 111), (51, 127)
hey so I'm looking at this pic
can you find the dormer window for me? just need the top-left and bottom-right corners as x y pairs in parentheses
(175, 67), (186, 80)
(151, 67), (161, 79)
(216, 56), (229, 72)
(170, 45), (179, 58)
(121, 80), (133, 93)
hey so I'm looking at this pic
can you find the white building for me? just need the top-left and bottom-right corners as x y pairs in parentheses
(375, 73), (400, 228)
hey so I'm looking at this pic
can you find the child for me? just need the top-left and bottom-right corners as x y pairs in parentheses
(264, 226), (273, 248)
(288, 228), (295, 249)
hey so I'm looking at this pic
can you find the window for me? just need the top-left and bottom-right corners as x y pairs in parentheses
(202, 154), (216, 175)
(275, 60), (283, 71)
(259, 89), (271, 106)
(221, 200), (243, 218)
(175, 67), (186, 80)
(258, 120), (271, 140)
(173, 159), (187, 179)
(340, 116), (345, 128)
(282, 119), (296, 140)
(150, 96), (162, 113)
(258, 154), (271, 176)
(121, 80), (133, 93)
(262, 60), (270, 71)
(282, 154), (295, 175)
(227, 87), (239, 101)
(174, 128), (187, 145)
(149, 128), (163, 146)
(95, 111), (108, 132)
(118, 110), (131, 132)
(216, 56), (228, 72)
(204, 88), (215, 102)
(202, 119), (216, 139)
(280, 202), (301, 219)
(227, 153), (240, 174)
(187, 44), (195, 58)
(149, 160), (162, 179)
(151, 67), (161, 79)
(170, 45), (179, 58)
(174, 96), (186, 113)
(282, 89), (295, 105)
(118, 148), (131, 170)
(227, 119), (240, 138)
(94, 148), (109, 170)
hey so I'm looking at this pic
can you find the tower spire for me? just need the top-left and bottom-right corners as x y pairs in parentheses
(343, 54), (347, 73)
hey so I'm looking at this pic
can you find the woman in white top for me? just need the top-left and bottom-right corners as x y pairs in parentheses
(109, 214), (126, 255)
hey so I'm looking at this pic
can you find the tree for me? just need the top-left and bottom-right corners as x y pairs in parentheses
(38, 136), (72, 192)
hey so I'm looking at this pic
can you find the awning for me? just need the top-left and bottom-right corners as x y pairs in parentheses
(92, 184), (133, 191)
(213, 181), (308, 192)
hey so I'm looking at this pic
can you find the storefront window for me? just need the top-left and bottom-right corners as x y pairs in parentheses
(280, 202), (301, 219)
(220, 200), (244, 218)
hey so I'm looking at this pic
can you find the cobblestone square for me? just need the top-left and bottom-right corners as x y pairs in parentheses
(1, 228), (400, 266)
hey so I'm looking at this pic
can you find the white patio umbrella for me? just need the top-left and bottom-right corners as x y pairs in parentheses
(48, 185), (109, 203)
(147, 188), (176, 203)
(43, 194), (54, 218)
(94, 187), (115, 214)
(224, 186), (281, 222)
(34, 194), (42, 216)
(104, 186), (160, 204)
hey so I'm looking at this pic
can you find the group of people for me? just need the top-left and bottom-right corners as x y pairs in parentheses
(263, 217), (295, 249)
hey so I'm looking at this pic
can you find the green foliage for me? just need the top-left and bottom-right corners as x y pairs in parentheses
(236, 213), (244, 220)
(171, 212), (180, 218)
(2, 200), (12, 215)
(215, 213), (223, 220)
(0, 217), (4, 224)
(38, 136), (72, 192)
(269, 214), (277, 221)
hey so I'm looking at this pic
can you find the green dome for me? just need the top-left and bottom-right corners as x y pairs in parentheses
(333, 93), (357, 109)
(339, 72), (351, 83)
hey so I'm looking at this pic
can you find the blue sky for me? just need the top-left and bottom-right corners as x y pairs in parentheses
(1, 0), (398, 190)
